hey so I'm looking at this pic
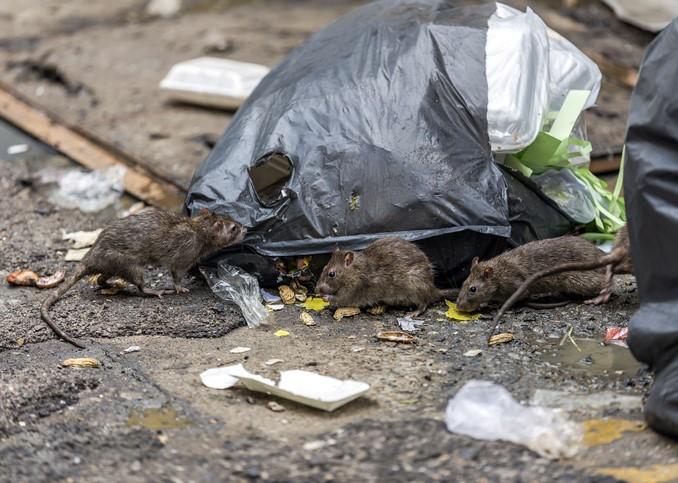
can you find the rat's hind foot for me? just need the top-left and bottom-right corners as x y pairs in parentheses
(406, 304), (427, 318)
(141, 287), (164, 298)
(584, 291), (611, 305)
(174, 285), (190, 294)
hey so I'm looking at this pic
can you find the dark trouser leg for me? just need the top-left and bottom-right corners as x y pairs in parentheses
(624, 19), (678, 439)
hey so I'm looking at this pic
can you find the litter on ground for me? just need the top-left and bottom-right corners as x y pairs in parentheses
(199, 364), (369, 412)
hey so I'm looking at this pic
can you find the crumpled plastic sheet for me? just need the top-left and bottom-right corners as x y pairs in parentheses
(532, 168), (596, 224)
(42, 165), (126, 213)
(200, 261), (272, 328)
(445, 380), (582, 459)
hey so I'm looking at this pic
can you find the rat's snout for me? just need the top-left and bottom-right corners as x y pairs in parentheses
(315, 281), (334, 296)
(456, 295), (473, 312)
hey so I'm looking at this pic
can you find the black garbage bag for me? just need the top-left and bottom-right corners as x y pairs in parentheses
(625, 19), (678, 439)
(185, 0), (573, 285)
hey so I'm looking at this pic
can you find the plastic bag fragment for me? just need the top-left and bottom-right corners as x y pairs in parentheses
(46, 166), (126, 213)
(532, 169), (596, 224)
(397, 316), (424, 333)
(445, 380), (581, 459)
(200, 261), (271, 328)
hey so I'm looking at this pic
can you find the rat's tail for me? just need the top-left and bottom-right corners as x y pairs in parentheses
(486, 248), (627, 344)
(40, 265), (89, 348)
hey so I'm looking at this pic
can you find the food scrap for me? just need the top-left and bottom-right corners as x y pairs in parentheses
(299, 312), (316, 326)
(333, 307), (361, 321)
(278, 285), (296, 305)
(445, 300), (481, 321)
(303, 297), (329, 312)
(62, 358), (101, 368)
(604, 327), (629, 348)
(488, 332), (514, 346)
(377, 331), (415, 344)
(6, 269), (40, 286)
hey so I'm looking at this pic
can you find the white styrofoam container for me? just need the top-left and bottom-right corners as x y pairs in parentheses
(200, 364), (370, 412)
(159, 57), (270, 110)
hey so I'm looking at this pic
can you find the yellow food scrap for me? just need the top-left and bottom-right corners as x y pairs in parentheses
(349, 192), (360, 211)
(594, 464), (678, 483)
(583, 418), (646, 447)
(274, 329), (290, 337)
(444, 300), (481, 321)
(303, 297), (329, 312)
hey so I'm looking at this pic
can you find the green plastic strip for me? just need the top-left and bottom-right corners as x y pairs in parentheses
(504, 88), (626, 235)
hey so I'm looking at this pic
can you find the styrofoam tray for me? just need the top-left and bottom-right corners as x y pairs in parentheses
(160, 57), (270, 109)
(200, 364), (370, 412)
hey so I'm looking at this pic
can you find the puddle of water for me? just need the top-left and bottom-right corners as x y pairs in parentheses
(583, 418), (646, 447)
(126, 407), (193, 430)
(0, 118), (57, 159)
(542, 338), (642, 377)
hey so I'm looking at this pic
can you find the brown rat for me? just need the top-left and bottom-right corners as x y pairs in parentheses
(41, 208), (246, 348)
(487, 225), (633, 342)
(315, 237), (456, 316)
(457, 235), (608, 314)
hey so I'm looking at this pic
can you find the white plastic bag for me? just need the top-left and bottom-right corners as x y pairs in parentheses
(445, 380), (582, 459)
(486, 3), (601, 152)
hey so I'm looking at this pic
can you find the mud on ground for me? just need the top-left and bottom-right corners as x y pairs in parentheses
(1, 154), (677, 482)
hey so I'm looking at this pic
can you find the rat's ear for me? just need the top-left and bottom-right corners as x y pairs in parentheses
(344, 252), (354, 267)
(482, 266), (493, 279)
(471, 256), (479, 267)
(212, 219), (225, 230)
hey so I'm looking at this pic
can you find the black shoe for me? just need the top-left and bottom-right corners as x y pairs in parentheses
(645, 356), (678, 439)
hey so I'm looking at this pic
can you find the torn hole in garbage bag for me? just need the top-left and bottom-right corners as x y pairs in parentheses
(248, 153), (293, 207)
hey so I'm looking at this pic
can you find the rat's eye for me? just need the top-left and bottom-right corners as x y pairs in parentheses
(328, 271), (336, 278)
(469, 286), (477, 293)
(230, 224), (238, 233)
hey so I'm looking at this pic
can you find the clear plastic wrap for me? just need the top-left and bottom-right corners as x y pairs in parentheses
(200, 261), (272, 328)
(532, 169), (596, 224)
(445, 380), (581, 459)
(43, 165), (126, 213)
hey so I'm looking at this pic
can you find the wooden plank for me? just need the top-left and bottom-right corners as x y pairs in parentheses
(0, 83), (185, 210)
(583, 49), (638, 89)
(590, 154), (621, 175)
